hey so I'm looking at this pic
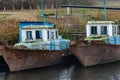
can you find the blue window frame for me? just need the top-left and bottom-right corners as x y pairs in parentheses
(36, 30), (42, 39)
(101, 26), (107, 34)
(26, 31), (32, 39)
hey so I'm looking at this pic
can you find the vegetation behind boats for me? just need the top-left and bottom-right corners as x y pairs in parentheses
(0, 8), (120, 44)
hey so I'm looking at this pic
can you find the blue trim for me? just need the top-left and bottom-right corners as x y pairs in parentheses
(19, 25), (22, 43)
(39, 30), (42, 39)
(104, 0), (106, 21)
(20, 22), (55, 27)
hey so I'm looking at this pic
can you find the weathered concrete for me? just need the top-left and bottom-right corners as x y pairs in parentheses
(70, 40), (120, 67)
(0, 46), (67, 72)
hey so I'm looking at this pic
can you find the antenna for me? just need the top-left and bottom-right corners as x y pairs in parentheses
(104, 0), (106, 21)
(41, 0), (45, 22)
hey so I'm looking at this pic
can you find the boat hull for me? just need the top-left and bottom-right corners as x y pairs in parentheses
(0, 46), (67, 72)
(70, 40), (120, 67)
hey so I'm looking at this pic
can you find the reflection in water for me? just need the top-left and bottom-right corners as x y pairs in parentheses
(1, 61), (120, 80)
(0, 73), (8, 80)
(73, 62), (120, 80)
(59, 65), (74, 80)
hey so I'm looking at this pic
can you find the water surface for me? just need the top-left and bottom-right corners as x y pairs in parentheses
(1, 60), (120, 80)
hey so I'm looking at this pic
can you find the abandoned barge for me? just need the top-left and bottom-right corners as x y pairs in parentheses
(0, 22), (70, 72)
(70, 21), (120, 67)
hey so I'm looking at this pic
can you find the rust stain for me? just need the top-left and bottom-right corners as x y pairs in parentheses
(0, 46), (65, 72)
(70, 40), (120, 67)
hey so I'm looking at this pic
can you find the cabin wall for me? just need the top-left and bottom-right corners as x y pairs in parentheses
(86, 24), (118, 37)
(97, 25), (101, 36)
(22, 29), (41, 42)
(44, 29), (58, 41)
(22, 29), (36, 42)
(21, 29), (58, 42)
(42, 29), (48, 41)
(86, 25), (91, 37)
(108, 24), (113, 36)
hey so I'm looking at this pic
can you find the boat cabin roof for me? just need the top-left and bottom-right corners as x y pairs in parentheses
(87, 21), (116, 25)
(20, 22), (56, 29)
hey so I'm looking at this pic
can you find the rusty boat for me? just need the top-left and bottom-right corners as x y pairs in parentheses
(0, 21), (70, 72)
(70, 21), (120, 67)
(0, 46), (69, 72)
(0, 0), (71, 72)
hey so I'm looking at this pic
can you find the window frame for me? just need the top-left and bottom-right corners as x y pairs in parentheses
(101, 26), (107, 35)
(91, 26), (97, 35)
(26, 31), (32, 40)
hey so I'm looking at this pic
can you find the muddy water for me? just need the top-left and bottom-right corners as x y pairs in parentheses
(1, 59), (120, 80)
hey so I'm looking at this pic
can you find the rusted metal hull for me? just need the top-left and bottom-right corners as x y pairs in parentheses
(0, 46), (67, 72)
(70, 40), (120, 67)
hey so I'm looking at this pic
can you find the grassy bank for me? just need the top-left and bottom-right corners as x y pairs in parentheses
(0, 14), (8, 21)
(0, 8), (120, 44)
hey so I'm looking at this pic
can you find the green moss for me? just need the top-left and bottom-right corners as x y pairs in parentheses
(85, 35), (108, 41)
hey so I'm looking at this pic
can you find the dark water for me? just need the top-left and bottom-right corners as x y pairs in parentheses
(1, 59), (120, 80)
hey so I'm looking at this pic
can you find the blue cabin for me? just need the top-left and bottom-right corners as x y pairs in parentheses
(15, 22), (70, 50)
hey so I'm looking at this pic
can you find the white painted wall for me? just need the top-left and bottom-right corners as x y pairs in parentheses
(42, 29), (47, 41)
(22, 29), (43, 42)
(22, 28), (58, 42)
(86, 25), (91, 37)
(22, 29), (36, 42)
(97, 25), (101, 36)
(108, 24), (113, 36)
(22, 30), (26, 42)
(86, 23), (119, 37)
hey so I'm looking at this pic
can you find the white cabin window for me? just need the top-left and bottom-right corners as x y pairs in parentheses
(91, 26), (97, 34)
(26, 31), (32, 40)
(51, 32), (54, 40)
(101, 26), (107, 34)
